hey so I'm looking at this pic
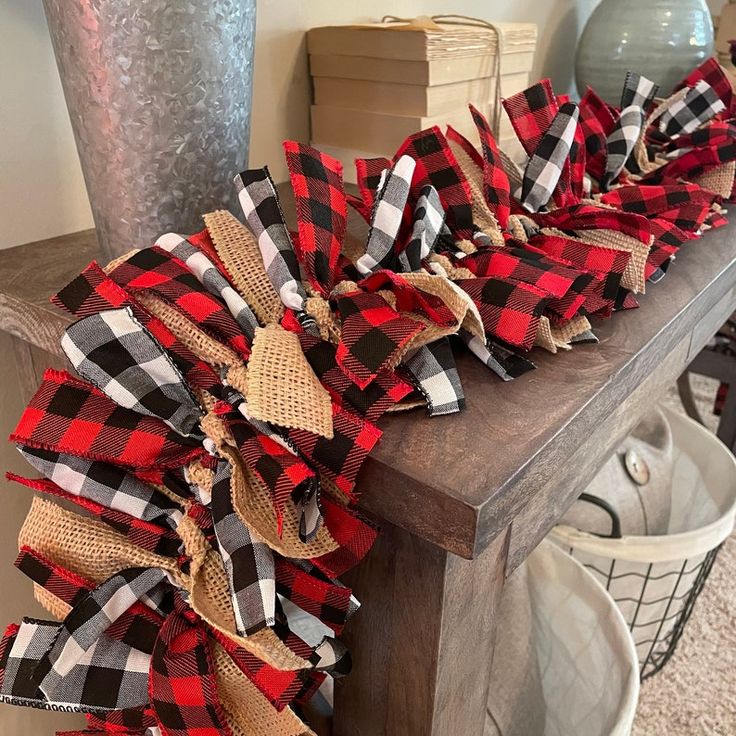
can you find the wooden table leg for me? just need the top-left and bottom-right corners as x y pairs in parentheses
(332, 520), (510, 736)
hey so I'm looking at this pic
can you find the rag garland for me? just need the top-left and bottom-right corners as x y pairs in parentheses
(1, 58), (735, 735)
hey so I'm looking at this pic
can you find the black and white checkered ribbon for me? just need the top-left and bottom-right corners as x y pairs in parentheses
(18, 445), (184, 530)
(520, 102), (580, 212)
(398, 184), (446, 273)
(33, 568), (174, 706)
(234, 167), (315, 331)
(356, 155), (416, 275)
(211, 459), (276, 636)
(603, 73), (659, 187)
(155, 232), (260, 341)
(403, 338), (465, 416)
(0, 618), (152, 712)
(61, 307), (203, 438)
(460, 330), (536, 381)
(659, 80), (726, 138)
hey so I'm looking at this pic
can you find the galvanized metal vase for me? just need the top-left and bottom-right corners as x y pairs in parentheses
(42, 1), (256, 260)
(575, 0), (714, 105)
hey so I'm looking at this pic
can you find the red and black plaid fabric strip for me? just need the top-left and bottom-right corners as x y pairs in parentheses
(312, 497), (379, 579)
(526, 233), (631, 301)
(333, 289), (425, 389)
(649, 141), (736, 186)
(357, 270), (457, 328)
(53, 263), (221, 396)
(15, 547), (90, 610)
(9, 475), (181, 558)
(534, 202), (651, 245)
(456, 277), (549, 351)
(395, 127), (475, 240)
(460, 247), (591, 322)
(285, 404), (382, 497)
(209, 628), (316, 713)
(676, 57), (733, 114)
(276, 558), (354, 635)
(297, 330), (413, 422)
(150, 601), (231, 736)
(469, 104), (511, 228)
(218, 407), (316, 532)
(284, 142), (346, 295)
(109, 247), (251, 361)
(12, 370), (203, 470)
(503, 80), (559, 157)
(459, 247), (583, 299)
(86, 708), (158, 732)
(578, 87), (616, 183)
(355, 156), (393, 211)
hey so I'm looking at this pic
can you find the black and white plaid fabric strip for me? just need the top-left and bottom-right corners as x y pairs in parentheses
(19, 445), (184, 529)
(621, 71), (659, 110)
(234, 167), (310, 313)
(0, 619), (151, 712)
(603, 105), (645, 188)
(403, 338), (465, 416)
(659, 80), (726, 138)
(155, 233), (259, 341)
(61, 307), (203, 438)
(461, 330), (536, 380)
(520, 102), (580, 213)
(35, 568), (173, 703)
(211, 459), (276, 636)
(356, 155), (415, 275)
(398, 184), (445, 273)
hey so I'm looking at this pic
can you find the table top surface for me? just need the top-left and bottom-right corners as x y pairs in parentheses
(2, 219), (736, 559)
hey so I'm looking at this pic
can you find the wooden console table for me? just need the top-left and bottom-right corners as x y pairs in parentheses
(1, 222), (736, 735)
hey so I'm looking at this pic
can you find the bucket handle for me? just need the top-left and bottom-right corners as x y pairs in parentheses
(578, 493), (623, 539)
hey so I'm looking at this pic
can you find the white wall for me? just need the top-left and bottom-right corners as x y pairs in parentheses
(1, 0), (612, 250)
(0, 1), (94, 249)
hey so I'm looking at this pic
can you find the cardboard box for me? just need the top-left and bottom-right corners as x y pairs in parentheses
(309, 50), (535, 86)
(311, 104), (515, 156)
(312, 72), (530, 117)
(307, 22), (537, 62)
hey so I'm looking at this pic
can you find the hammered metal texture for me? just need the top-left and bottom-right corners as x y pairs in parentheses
(42, 0), (256, 260)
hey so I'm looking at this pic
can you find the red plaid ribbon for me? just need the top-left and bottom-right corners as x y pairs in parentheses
(578, 86), (615, 183)
(12, 370), (204, 471)
(395, 127), (475, 240)
(215, 405), (316, 534)
(469, 104), (512, 229)
(285, 403), (382, 498)
(150, 597), (232, 736)
(456, 276), (549, 351)
(294, 326), (413, 423)
(108, 247), (251, 361)
(333, 289), (425, 389)
(284, 142), (347, 295)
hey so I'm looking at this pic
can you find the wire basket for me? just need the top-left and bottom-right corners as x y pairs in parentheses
(551, 408), (736, 680)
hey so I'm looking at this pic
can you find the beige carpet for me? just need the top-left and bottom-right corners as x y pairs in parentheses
(633, 378), (736, 735)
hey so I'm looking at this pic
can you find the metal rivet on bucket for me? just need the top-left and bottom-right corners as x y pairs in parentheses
(624, 449), (650, 485)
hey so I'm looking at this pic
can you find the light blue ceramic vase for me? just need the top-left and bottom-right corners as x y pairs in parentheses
(576, 0), (714, 104)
